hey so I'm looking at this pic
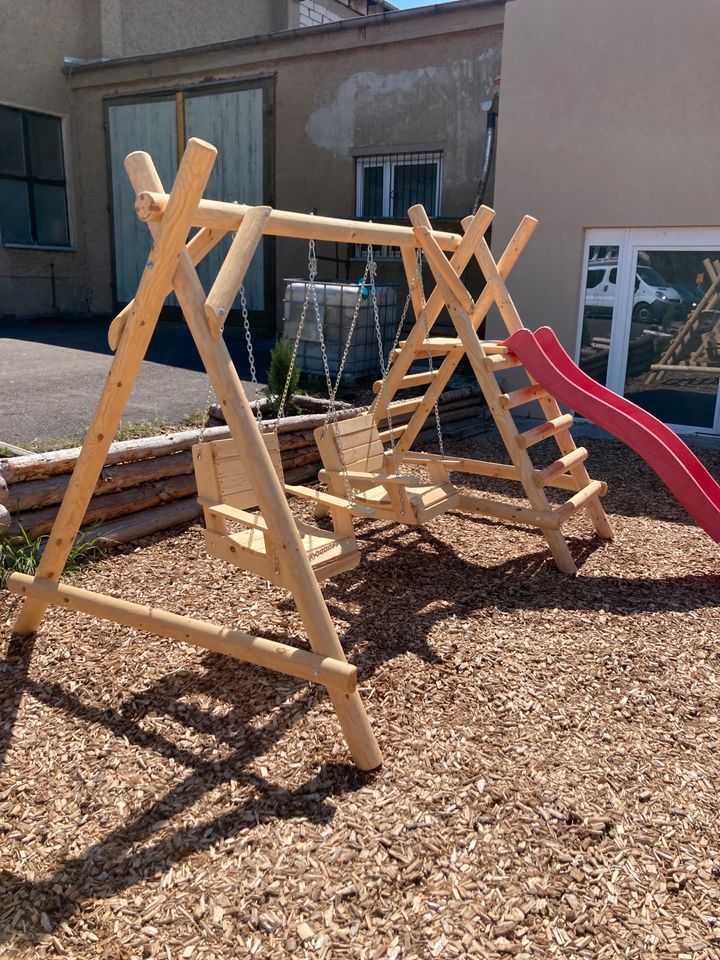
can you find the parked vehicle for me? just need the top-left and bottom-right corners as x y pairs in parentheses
(585, 263), (682, 323)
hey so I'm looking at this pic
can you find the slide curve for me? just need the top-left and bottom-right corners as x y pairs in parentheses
(502, 326), (720, 543)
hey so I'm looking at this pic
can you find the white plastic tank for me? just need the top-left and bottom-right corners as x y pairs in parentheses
(283, 280), (397, 383)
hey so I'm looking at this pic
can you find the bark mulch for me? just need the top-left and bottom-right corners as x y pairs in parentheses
(1, 432), (719, 960)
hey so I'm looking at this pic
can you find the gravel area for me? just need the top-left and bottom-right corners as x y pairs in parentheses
(1, 433), (719, 959)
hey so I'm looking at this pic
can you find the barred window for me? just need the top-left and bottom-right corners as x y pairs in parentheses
(0, 106), (70, 247)
(356, 151), (442, 221)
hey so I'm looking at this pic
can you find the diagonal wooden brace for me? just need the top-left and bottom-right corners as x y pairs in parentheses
(12, 138), (219, 639)
(205, 206), (272, 338)
(108, 226), (227, 350)
(391, 212), (538, 455)
(124, 156), (382, 771)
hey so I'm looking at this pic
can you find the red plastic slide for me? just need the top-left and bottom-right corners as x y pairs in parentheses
(502, 326), (720, 543)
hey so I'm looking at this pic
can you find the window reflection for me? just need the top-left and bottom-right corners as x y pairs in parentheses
(626, 250), (720, 429)
(579, 245), (619, 386)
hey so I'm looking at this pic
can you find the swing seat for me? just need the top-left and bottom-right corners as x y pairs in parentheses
(192, 434), (360, 587)
(314, 414), (460, 526)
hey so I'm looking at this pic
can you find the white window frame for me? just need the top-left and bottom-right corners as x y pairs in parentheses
(576, 227), (720, 434)
(355, 151), (443, 221)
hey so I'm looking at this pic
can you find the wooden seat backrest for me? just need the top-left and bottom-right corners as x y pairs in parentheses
(193, 433), (284, 510)
(314, 414), (385, 474)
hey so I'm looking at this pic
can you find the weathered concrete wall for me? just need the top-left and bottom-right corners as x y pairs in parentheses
(102, 0), (362, 59)
(104, 0), (288, 59)
(492, 0), (720, 351)
(0, 0), (102, 317)
(68, 2), (504, 325)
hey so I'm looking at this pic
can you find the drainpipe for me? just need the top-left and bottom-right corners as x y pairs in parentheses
(471, 89), (499, 214)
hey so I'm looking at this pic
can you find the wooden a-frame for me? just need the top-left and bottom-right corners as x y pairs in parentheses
(369, 204), (614, 575)
(8, 139), (384, 770)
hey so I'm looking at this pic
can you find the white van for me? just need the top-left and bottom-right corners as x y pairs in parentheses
(585, 263), (682, 323)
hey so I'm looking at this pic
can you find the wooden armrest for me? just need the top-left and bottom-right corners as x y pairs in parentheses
(203, 500), (268, 530)
(285, 484), (375, 517)
(395, 453), (462, 466)
(320, 469), (414, 486)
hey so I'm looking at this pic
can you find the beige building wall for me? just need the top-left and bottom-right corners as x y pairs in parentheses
(67, 2), (504, 322)
(492, 0), (720, 352)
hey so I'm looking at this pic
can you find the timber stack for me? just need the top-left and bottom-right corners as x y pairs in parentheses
(0, 386), (485, 546)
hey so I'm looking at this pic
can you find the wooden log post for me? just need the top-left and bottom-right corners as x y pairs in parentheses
(125, 154), (382, 771)
(12, 138), (219, 638)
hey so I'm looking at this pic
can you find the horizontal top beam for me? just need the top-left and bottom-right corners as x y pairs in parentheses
(135, 192), (465, 252)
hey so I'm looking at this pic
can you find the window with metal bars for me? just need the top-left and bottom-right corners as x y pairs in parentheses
(356, 150), (442, 221)
(0, 105), (70, 247)
(354, 150), (442, 258)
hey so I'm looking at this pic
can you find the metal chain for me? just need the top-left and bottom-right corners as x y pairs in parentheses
(240, 283), (263, 427)
(417, 256), (445, 456)
(276, 254), (315, 427)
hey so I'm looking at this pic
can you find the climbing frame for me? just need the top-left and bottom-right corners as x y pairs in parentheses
(369, 205), (613, 575)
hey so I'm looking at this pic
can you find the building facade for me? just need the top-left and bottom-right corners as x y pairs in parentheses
(493, 0), (720, 435)
(0, 0), (397, 318)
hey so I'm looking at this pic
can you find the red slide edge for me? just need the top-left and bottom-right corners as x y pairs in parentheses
(502, 326), (720, 543)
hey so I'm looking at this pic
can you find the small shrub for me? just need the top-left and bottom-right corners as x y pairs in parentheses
(264, 339), (301, 414)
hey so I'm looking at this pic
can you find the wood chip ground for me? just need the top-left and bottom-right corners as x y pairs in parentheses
(1, 432), (719, 959)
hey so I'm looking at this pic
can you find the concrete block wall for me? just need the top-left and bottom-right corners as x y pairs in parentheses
(299, 1), (343, 27)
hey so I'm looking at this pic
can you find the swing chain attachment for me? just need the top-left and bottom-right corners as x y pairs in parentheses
(275, 242), (317, 426)
(240, 283), (263, 427)
(417, 254), (445, 457)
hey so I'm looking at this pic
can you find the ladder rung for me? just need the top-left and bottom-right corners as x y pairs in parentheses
(500, 384), (550, 409)
(534, 447), (588, 486)
(372, 370), (439, 394)
(484, 353), (523, 372)
(553, 480), (607, 526)
(516, 414), (574, 449)
(387, 397), (422, 417)
(399, 337), (463, 357)
(479, 341), (508, 355)
(378, 424), (407, 443)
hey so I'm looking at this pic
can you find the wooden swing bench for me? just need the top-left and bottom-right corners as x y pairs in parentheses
(193, 432), (362, 585)
(314, 413), (460, 525)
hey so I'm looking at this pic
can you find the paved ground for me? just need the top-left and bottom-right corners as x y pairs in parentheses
(0, 317), (272, 448)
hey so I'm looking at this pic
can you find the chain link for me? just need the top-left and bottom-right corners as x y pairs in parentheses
(417, 256), (445, 456)
(239, 283), (263, 427)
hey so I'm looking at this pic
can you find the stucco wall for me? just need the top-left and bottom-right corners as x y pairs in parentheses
(106, 1), (288, 59)
(102, 0), (362, 59)
(68, 3), (504, 323)
(0, 0), (103, 317)
(492, 0), (720, 350)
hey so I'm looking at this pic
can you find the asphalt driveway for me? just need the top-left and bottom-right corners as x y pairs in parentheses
(0, 317), (272, 448)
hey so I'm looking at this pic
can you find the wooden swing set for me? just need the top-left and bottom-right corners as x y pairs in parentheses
(7, 138), (613, 770)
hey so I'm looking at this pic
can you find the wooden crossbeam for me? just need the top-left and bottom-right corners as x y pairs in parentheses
(7, 574), (357, 694)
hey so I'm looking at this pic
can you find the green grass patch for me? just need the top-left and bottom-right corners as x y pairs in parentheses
(0, 528), (107, 588)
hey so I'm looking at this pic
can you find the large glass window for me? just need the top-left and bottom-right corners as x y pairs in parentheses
(0, 106), (70, 247)
(577, 230), (720, 433)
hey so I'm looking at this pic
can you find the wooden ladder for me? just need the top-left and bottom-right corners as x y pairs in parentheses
(370, 203), (613, 575)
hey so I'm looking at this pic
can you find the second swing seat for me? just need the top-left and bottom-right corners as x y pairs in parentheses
(314, 414), (460, 526)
